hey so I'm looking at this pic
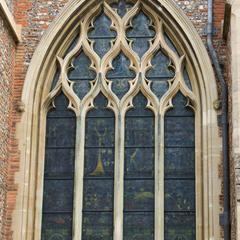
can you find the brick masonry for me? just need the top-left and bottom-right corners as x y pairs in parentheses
(0, 0), (230, 239)
(0, 13), (16, 240)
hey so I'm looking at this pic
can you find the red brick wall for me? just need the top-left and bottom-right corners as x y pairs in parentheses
(0, 0), (229, 239)
(0, 15), (16, 240)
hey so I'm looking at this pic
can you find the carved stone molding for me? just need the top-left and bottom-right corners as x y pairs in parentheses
(15, 0), (221, 240)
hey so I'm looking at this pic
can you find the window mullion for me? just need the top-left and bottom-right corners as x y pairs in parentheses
(114, 113), (125, 240)
(155, 113), (164, 240)
(73, 114), (86, 240)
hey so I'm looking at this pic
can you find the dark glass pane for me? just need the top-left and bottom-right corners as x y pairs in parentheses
(124, 93), (154, 238)
(165, 147), (195, 178)
(165, 117), (195, 147)
(41, 214), (72, 240)
(64, 34), (79, 57)
(165, 213), (196, 240)
(68, 52), (96, 80)
(164, 92), (195, 239)
(184, 68), (192, 90)
(149, 80), (169, 99)
(82, 212), (113, 240)
(42, 93), (75, 240)
(106, 52), (136, 99)
(43, 180), (73, 212)
(88, 12), (116, 38)
(126, 93), (153, 117)
(111, 0), (134, 17)
(51, 35), (79, 90)
(83, 180), (113, 211)
(46, 118), (76, 148)
(124, 213), (154, 240)
(44, 149), (75, 178)
(93, 38), (113, 58)
(164, 33), (179, 55)
(88, 11), (116, 58)
(85, 118), (115, 147)
(130, 37), (152, 58)
(73, 81), (91, 100)
(127, 11), (155, 58)
(125, 118), (154, 147)
(68, 52), (96, 99)
(124, 180), (154, 211)
(83, 93), (114, 239)
(166, 92), (194, 117)
(48, 94), (75, 118)
(146, 51), (175, 78)
(125, 148), (154, 178)
(146, 50), (175, 99)
(127, 11), (155, 38)
(84, 148), (114, 177)
(51, 66), (60, 90)
(165, 180), (195, 211)
(88, 93), (114, 118)
(107, 53), (135, 78)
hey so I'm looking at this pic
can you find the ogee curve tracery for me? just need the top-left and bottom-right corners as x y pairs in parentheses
(42, 1), (197, 240)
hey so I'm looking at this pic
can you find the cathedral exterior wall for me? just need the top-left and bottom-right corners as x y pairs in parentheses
(0, 0), (232, 239)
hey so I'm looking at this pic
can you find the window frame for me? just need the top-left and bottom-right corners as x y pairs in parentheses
(15, 1), (222, 240)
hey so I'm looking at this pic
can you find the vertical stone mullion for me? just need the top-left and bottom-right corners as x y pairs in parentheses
(73, 114), (85, 240)
(155, 113), (164, 240)
(114, 113), (125, 240)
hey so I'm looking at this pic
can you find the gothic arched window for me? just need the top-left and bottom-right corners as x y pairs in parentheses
(39, 1), (202, 239)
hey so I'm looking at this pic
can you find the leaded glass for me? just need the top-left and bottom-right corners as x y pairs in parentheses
(82, 93), (114, 239)
(124, 93), (154, 239)
(43, 1), (198, 239)
(164, 92), (196, 239)
(111, 0), (134, 17)
(82, 213), (113, 240)
(106, 52), (136, 99)
(88, 11), (117, 58)
(146, 50), (175, 99)
(124, 213), (154, 240)
(42, 93), (75, 240)
(127, 11), (155, 58)
(68, 52), (96, 99)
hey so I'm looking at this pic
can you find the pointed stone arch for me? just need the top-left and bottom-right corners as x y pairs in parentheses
(14, 0), (222, 239)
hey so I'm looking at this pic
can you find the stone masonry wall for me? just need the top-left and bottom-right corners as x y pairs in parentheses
(0, 13), (16, 240)
(0, 0), (228, 239)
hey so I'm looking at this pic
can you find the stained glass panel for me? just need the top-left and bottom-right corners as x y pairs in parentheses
(41, 214), (72, 240)
(88, 11), (116, 58)
(82, 93), (114, 239)
(106, 52), (136, 99)
(42, 93), (75, 240)
(124, 213), (154, 240)
(164, 92), (195, 239)
(165, 213), (196, 240)
(127, 11), (155, 58)
(82, 213), (113, 240)
(124, 93), (154, 239)
(68, 52), (96, 100)
(111, 0), (134, 17)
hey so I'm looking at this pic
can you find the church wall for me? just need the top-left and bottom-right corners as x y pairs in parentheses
(0, 0), (230, 239)
(0, 7), (16, 240)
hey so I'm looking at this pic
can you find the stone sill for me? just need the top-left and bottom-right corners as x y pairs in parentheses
(0, 0), (21, 43)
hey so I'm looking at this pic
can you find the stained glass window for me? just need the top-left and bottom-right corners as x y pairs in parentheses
(42, 1), (197, 240)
